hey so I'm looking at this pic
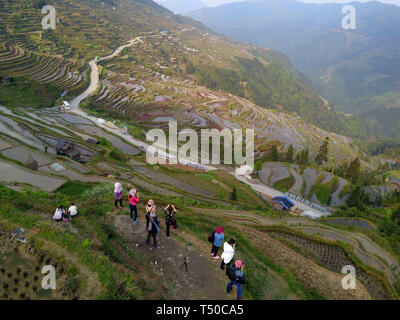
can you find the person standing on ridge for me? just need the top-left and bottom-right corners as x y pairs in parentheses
(211, 226), (224, 259)
(226, 260), (246, 300)
(128, 189), (140, 224)
(114, 182), (123, 209)
(146, 199), (154, 217)
(146, 204), (159, 248)
(220, 239), (236, 271)
(163, 204), (177, 238)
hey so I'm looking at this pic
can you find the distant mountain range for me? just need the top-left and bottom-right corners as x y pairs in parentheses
(190, 0), (400, 139)
(0, 0), (371, 140)
(155, 0), (207, 14)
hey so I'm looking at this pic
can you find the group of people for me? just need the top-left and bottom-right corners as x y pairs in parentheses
(115, 182), (141, 224)
(117, 182), (244, 299)
(53, 181), (244, 299)
(114, 182), (178, 247)
(53, 203), (78, 222)
(209, 227), (246, 300)
(145, 200), (178, 247)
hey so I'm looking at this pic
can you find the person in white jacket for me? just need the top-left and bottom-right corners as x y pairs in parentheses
(220, 239), (236, 271)
(53, 206), (66, 222)
(68, 203), (78, 220)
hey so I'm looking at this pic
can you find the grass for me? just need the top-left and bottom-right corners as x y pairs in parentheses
(0, 183), (147, 299)
(0, 77), (62, 109)
(1, 172), (398, 299)
(177, 208), (321, 300)
(273, 175), (295, 193)
(157, 167), (268, 209)
(256, 224), (398, 299)
(56, 181), (99, 197)
(339, 183), (351, 199)
(311, 176), (339, 205)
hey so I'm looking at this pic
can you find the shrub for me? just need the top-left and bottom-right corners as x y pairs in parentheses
(109, 150), (127, 162)
(82, 183), (113, 200)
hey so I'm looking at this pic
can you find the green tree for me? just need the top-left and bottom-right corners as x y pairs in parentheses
(185, 61), (195, 74)
(266, 145), (279, 161)
(346, 186), (367, 211)
(315, 137), (329, 166)
(391, 205), (400, 227)
(230, 188), (237, 201)
(296, 149), (309, 165)
(285, 144), (294, 163)
(346, 157), (361, 183)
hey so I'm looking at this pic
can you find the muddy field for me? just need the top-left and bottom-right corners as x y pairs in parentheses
(0, 229), (80, 300)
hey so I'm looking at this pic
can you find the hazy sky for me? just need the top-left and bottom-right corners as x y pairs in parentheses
(301, 0), (399, 5)
(159, 0), (400, 7)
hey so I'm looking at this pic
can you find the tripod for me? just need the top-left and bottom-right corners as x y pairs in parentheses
(180, 257), (189, 273)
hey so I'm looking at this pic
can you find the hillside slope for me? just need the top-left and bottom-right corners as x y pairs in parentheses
(190, 0), (400, 139)
(0, 0), (368, 139)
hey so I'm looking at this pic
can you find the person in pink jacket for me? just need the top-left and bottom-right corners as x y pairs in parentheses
(128, 189), (140, 224)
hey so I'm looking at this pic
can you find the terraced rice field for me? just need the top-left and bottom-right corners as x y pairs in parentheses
(73, 124), (141, 155)
(327, 219), (373, 230)
(331, 177), (348, 206)
(1, 146), (52, 166)
(0, 161), (66, 192)
(131, 165), (213, 197)
(258, 162), (349, 207)
(0, 228), (82, 300)
(0, 40), (86, 92)
(267, 230), (393, 300)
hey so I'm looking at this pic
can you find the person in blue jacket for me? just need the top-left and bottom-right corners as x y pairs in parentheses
(211, 226), (224, 259)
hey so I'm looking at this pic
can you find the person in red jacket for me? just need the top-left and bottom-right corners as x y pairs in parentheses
(128, 189), (140, 224)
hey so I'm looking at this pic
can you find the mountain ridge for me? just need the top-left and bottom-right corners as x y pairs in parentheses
(190, 0), (400, 139)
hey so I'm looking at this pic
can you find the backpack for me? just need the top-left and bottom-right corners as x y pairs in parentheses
(208, 231), (215, 243)
(227, 264), (237, 282)
(227, 264), (245, 284)
(153, 221), (161, 234)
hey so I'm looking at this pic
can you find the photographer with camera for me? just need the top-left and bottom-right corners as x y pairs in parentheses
(226, 260), (246, 300)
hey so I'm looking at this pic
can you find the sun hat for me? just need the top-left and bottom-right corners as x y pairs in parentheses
(216, 226), (224, 234)
(148, 199), (154, 206)
(129, 189), (136, 196)
(235, 260), (243, 268)
(114, 182), (122, 193)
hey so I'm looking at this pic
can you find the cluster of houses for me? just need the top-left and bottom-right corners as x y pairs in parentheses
(56, 139), (80, 161)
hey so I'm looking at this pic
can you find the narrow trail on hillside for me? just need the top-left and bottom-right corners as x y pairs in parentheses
(111, 210), (229, 300)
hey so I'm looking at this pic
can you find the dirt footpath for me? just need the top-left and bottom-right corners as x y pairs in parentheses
(112, 212), (229, 300)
